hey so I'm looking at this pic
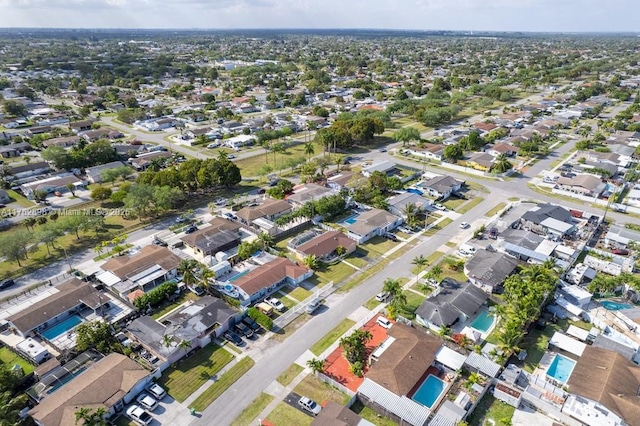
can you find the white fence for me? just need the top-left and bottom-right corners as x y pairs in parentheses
(273, 282), (334, 329)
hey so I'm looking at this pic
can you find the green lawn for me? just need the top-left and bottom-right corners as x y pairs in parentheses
(235, 143), (308, 178)
(313, 261), (356, 286)
(271, 314), (310, 343)
(458, 197), (485, 214)
(443, 197), (467, 211)
(410, 282), (433, 296)
(339, 258), (390, 293)
(485, 202), (507, 218)
(310, 318), (356, 356)
(282, 286), (312, 302)
(266, 402), (313, 426)
(190, 357), (255, 411)
(465, 394), (515, 426)
(396, 290), (427, 319)
(276, 363), (304, 387)
(360, 236), (397, 256)
(157, 343), (234, 402)
(293, 375), (352, 405)
(231, 392), (275, 426)
(6, 189), (35, 207)
(350, 400), (399, 426)
(438, 263), (468, 283)
(423, 218), (453, 237)
(364, 297), (381, 310)
(0, 347), (34, 374)
(344, 252), (369, 269)
(151, 292), (200, 319)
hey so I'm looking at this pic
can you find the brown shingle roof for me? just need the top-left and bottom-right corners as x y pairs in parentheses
(181, 217), (242, 248)
(8, 279), (101, 334)
(296, 231), (356, 258)
(29, 353), (149, 426)
(236, 198), (292, 222)
(568, 346), (640, 425)
(311, 401), (363, 426)
(102, 245), (181, 280)
(233, 258), (309, 297)
(366, 323), (442, 396)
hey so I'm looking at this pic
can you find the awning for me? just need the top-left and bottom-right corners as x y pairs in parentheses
(549, 331), (586, 357)
(96, 270), (121, 287)
(435, 346), (466, 371)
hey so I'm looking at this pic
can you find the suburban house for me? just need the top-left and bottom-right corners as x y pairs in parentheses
(362, 160), (397, 177)
(28, 352), (151, 426)
(80, 128), (111, 142)
(85, 161), (126, 183)
(7, 278), (105, 338)
(343, 208), (403, 243)
(421, 175), (464, 199)
(604, 225), (640, 250)
(407, 143), (444, 161)
(487, 143), (520, 157)
(565, 346), (640, 426)
(357, 323), (443, 426)
(556, 174), (606, 198)
(8, 161), (50, 180)
(126, 296), (236, 368)
(42, 136), (80, 149)
(311, 401), (368, 426)
(289, 230), (356, 263)
(464, 249), (519, 293)
(286, 183), (337, 207)
(223, 134), (255, 149)
(473, 121), (498, 133)
(0, 141), (32, 158)
(386, 191), (432, 218)
(496, 228), (553, 264)
(97, 245), (181, 298)
(415, 278), (488, 331)
(232, 257), (312, 305)
(68, 120), (94, 133)
(28, 125), (53, 136)
(520, 203), (576, 237)
(0, 189), (11, 204)
(180, 217), (242, 260)
(236, 198), (292, 226)
(129, 151), (172, 170)
(21, 174), (86, 199)
(326, 171), (355, 191)
(466, 152), (494, 171)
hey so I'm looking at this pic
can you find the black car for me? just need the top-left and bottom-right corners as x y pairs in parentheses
(234, 321), (254, 338)
(224, 330), (244, 347)
(184, 225), (197, 234)
(257, 188), (266, 194)
(242, 317), (262, 333)
(0, 279), (15, 290)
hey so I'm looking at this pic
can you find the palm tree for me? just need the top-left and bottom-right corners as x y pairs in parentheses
(303, 254), (319, 270)
(383, 278), (407, 311)
(74, 407), (107, 426)
(178, 339), (191, 352)
(306, 358), (325, 374)
(335, 245), (347, 257)
(303, 142), (315, 161)
(199, 267), (215, 292)
(498, 325), (524, 356)
(334, 155), (343, 173)
(0, 391), (28, 426)
(437, 325), (451, 340)
(411, 254), (428, 278)
(492, 153), (512, 174)
(23, 217), (36, 231)
(257, 232), (274, 251)
(430, 264), (443, 281)
(403, 203), (420, 227)
(162, 334), (174, 348)
(178, 259), (199, 287)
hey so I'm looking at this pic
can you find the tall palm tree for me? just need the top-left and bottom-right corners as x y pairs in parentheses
(303, 142), (315, 161)
(199, 267), (216, 292)
(177, 259), (199, 287)
(492, 153), (512, 174)
(257, 232), (274, 251)
(303, 254), (319, 270)
(334, 155), (343, 173)
(306, 358), (325, 374)
(411, 255), (428, 278)
(383, 278), (407, 312)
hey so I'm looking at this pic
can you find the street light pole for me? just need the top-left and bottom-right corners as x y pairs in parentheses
(62, 247), (73, 274)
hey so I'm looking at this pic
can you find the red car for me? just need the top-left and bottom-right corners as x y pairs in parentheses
(613, 248), (629, 256)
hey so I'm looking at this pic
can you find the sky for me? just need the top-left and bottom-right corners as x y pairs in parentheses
(0, 0), (638, 32)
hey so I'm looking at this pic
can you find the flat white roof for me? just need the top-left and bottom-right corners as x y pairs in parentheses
(566, 325), (590, 342)
(541, 217), (574, 233)
(549, 331), (586, 357)
(536, 239), (558, 256)
(96, 270), (121, 287)
(435, 346), (466, 371)
(560, 284), (592, 301)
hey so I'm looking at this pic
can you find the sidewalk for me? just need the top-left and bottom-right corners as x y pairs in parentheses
(254, 365), (309, 424)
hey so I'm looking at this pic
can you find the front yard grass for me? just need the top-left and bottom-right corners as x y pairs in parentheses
(271, 314), (310, 342)
(6, 189), (35, 207)
(360, 236), (397, 256)
(276, 363), (304, 387)
(364, 297), (381, 310)
(313, 261), (356, 286)
(443, 197), (466, 211)
(310, 318), (356, 356)
(293, 375), (352, 405)
(485, 202), (507, 217)
(190, 357), (255, 411)
(344, 252), (369, 269)
(265, 402), (313, 426)
(283, 286), (312, 302)
(465, 393), (515, 426)
(423, 218), (453, 237)
(458, 196), (484, 214)
(396, 289), (427, 319)
(231, 392), (275, 426)
(157, 343), (234, 402)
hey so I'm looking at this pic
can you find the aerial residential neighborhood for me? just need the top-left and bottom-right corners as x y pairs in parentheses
(0, 21), (639, 426)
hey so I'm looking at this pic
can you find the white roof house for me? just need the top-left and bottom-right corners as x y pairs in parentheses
(548, 331), (587, 357)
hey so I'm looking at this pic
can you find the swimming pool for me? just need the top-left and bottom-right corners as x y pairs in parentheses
(470, 310), (495, 333)
(412, 375), (446, 408)
(546, 354), (576, 383)
(342, 214), (359, 225)
(601, 300), (633, 311)
(41, 315), (83, 340)
(229, 269), (251, 282)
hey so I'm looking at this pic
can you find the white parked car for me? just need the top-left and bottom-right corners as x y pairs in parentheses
(460, 222), (470, 229)
(136, 393), (158, 412)
(376, 316), (392, 329)
(298, 396), (322, 415)
(147, 383), (166, 400)
(266, 297), (285, 312)
(126, 405), (152, 426)
(375, 291), (390, 302)
(434, 204), (447, 211)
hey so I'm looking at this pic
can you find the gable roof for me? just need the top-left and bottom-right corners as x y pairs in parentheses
(8, 279), (101, 334)
(347, 208), (399, 236)
(366, 323), (442, 396)
(101, 245), (181, 281)
(9, 161), (50, 175)
(465, 250), (519, 288)
(286, 183), (336, 205)
(415, 278), (487, 327)
(29, 353), (148, 426)
(557, 174), (605, 192)
(236, 198), (292, 222)
(568, 346), (640, 425)
(311, 401), (366, 426)
(521, 203), (572, 226)
(296, 230), (356, 258)
(233, 257), (309, 296)
(387, 192), (431, 211)
(422, 175), (463, 193)
(180, 218), (241, 253)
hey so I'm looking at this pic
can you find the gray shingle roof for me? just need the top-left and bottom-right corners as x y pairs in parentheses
(415, 279), (487, 327)
(465, 250), (519, 288)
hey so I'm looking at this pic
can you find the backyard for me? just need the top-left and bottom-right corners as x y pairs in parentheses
(0, 346), (34, 375)
(157, 343), (234, 402)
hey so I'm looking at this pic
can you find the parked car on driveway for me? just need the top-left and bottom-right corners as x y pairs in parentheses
(146, 383), (166, 400)
(298, 396), (322, 415)
(375, 291), (389, 302)
(266, 297), (285, 312)
(184, 224), (197, 234)
(136, 393), (158, 412)
(126, 405), (152, 426)
(224, 330), (245, 347)
(376, 316), (392, 329)
(234, 321), (254, 338)
(242, 316), (262, 333)
(305, 298), (322, 314)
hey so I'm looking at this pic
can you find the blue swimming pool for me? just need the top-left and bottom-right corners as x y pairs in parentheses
(41, 315), (83, 340)
(601, 300), (632, 311)
(546, 354), (576, 383)
(342, 214), (359, 225)
(229, 269), (250, 282)
(470, 310), (495, 333)
(412, 375), (446, 408)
